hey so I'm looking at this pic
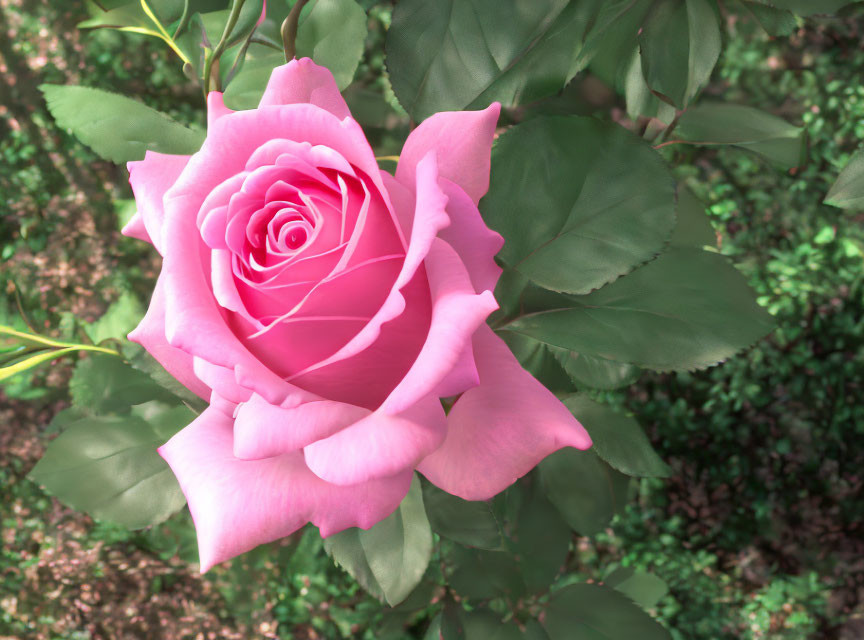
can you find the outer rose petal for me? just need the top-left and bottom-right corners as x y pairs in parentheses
(258, 57), (351, 120)
(128, 273), (210, 401)
(159, 406), (413, 572)
(438, 178), (504, 294)
(127, 151), (190, 255)
(417, 326), (592, 500)
(120, 211), (152, 244)
(381, 238), (497, 415)
(303, 394), (447, 486)
(234, 395), (369, 459)
(396, 103), (500, 204)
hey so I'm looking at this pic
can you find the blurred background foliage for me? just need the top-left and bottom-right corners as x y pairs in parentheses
(1, 0), (863, 638)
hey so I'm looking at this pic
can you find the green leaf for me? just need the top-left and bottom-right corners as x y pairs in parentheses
(461, 610), (523, 640)
(223, 0), (367, 109)
(757, 0), (854, 16)
(543, 584), (671, 639)
(28, 404), (192, 529)
(539, 448), (630, 536)
(40, 84), (203, 163)
(421, 480), (502, 550)
(126, 344), (208, 412)
(448, 545), (526, 600)
(482, 116), (676, 295)
(738, 1), (798, 36)
(549, 348), (641, 391)
(294, 0), (367, 89)
(604, 567), (670, 610)
(511, 480), (572, 592)
(501, 332), (574, 393)
(501, 247), (775, 372)
(386, 0), (598, 120)
(324, 475), (433, 606)
(675, 102), (807, 169)
(85, 292), (144, 345)
(563, 394), (672, 478)
(671, 185), (717, 249)
(639, 0), (720, 108)
(70, 354), (178, 414)
(825, 149), (864, 210)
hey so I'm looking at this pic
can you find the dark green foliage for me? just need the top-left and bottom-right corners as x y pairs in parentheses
(483, 116), (676, 295)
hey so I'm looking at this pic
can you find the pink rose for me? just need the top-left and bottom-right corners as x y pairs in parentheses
(122, 59), (590, 571)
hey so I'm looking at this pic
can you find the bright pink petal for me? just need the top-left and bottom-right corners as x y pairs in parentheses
(258, 58), (351, 120)
(304, 394), (446, 486)
(288, 152), (447, 382)
(120, 211), (152, 244)
(159, 406), (412, 572)
(127, 273), (210, 400)
(234, 394), (369, 459)
(438, 178), (504, 294)
(396, 103), (500, 204)
(207, 91), (234, 124)
(382, 239), (497, 414)
(417, 326), (592, 501)
(127, 151), (190, 255)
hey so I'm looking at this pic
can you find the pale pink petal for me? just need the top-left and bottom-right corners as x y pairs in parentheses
(192, 358), (252, 404)
(417, 326), (592, 501)
(127, 273), (210, 400)
(304, 394), (446, 486)
(438, 178), (504, 294)
(382, 239), (497, 414)
(234, 394), (369, 459)
(159, 406), (412, 572)
(258, 58), (351, 120)
(127, 151), (190, 255)
(380, 170), (415, 238)
(120, 211), (152, 244)
(396, 103), (500, 203)
(433, 343), (478, 398)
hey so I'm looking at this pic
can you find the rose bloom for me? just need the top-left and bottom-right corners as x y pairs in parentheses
(123, 59), (591, 571)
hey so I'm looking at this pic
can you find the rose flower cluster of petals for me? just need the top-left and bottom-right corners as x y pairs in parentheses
(122, 59), (591, 571)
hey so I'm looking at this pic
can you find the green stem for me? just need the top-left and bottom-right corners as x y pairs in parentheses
(281, 0), (310, 62)
(172, 0), (191, 39)
(203, 0), (247, 95)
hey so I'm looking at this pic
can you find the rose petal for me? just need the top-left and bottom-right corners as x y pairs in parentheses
(382, 238), (497, 414)
(288, 151), (447, 382)
(417, 326), (592, 500)
(304, 394), (446, 486)
(192, 358), (252, 404)
(438, 178), (504, 294)
(233, 394), (369, 459)
(258, 58), (352, 120)
(207, 92), (234, 125)
(159, 406), (413, 572)
(127, 273), (210, 400)
(396, 103), (500, 203)
(120, 211), (152, 244)
(127, 151), (190, 255)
